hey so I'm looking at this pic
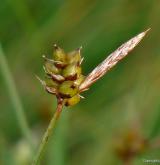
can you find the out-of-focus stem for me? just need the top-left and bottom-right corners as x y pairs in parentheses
(32, 98), (63, 165)
(0, 44), (34, 149)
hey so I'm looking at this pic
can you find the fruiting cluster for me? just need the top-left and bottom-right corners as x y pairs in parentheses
(37, 30), (149, 107)
(39, 45), (85, 106)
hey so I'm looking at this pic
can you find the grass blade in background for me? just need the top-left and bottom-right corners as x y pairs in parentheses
(0, 135), (16, 165)
(0, 44), (34, 149)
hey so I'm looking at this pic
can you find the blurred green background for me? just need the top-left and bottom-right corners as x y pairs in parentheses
(0, 0), (160, 164)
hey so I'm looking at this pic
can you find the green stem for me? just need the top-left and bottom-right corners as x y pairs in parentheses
(0, 44), (34, 149)
(32, 98), (63, 165)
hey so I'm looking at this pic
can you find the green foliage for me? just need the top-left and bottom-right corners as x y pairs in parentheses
(0, 0), (160, 164)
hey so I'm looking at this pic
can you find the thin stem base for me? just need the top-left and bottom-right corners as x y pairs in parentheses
(32, 98), (63, 165)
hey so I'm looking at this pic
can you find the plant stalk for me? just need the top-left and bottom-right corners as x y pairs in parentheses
(32, 98), (63, 165)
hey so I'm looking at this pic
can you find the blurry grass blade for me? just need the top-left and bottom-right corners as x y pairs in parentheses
(0, 44), (34, 149)
(79, 29), (150, 92)
(0, 135), (16, 165)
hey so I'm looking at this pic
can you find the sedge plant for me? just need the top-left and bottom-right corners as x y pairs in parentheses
(33, 29), (150, 164)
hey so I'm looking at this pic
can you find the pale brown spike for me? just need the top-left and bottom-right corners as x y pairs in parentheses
(80, 57), (84, 65)
(36, 75), (57, 94)
(43, 66), (47, 73)
(42, 55), (54, 63)
(53, 44), (59, 49)
(79, 29), (150, 92)
(51, 74), (65, 82)
(45, 86), (57, 95)
(79, 95), (85, 99)
(53, 44), (62, 51)
(36, 75), (46, 87)
(78, 46), (83, 50)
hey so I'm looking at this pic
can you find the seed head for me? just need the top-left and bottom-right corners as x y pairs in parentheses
(37, 45), (85, 106)
(37, 29), (149, 107)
